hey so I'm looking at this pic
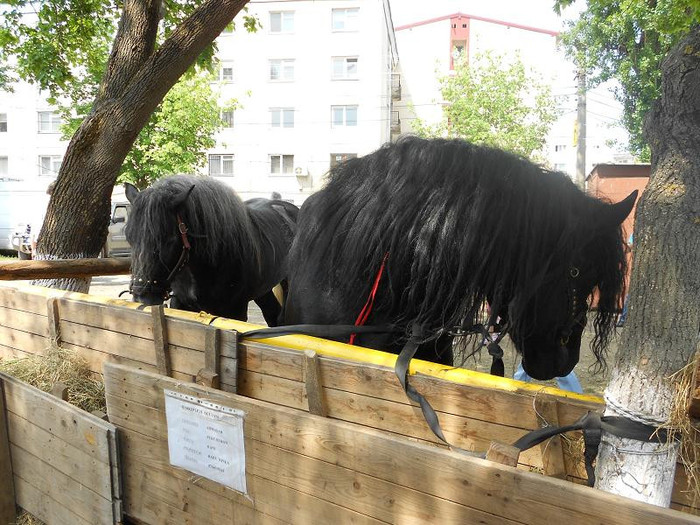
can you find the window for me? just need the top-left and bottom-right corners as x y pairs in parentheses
(332, 8), (359, 31)
(0, 113), (6, 132)
(554, 163), (568, 172)
(221, 110), (234, 128)
(38, 111), (61, 133)
(332, 57), (358, 80)
(0, 157), (7, 177)
(555, 144), (566, 152)
(270, 11), (294, 33)
(271, 108), (294, 128)
(209, 154), (234, 176)
(269, 59), (295, 81)
(331, 105), (358, 127)
(39, 155), (62, 176)
(270, 154), (294, 175)
(219, 62), (234, 82)
(330, 153), (356, 169)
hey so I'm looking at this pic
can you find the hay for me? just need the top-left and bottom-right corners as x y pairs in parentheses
(0, 345), (105, 414)
(0, 345), (105, 525)
(664, 351), (700, 511)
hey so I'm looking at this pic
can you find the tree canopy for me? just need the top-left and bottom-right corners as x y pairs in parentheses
(412, 51), (558, 161)
(554, 0), (700, 159)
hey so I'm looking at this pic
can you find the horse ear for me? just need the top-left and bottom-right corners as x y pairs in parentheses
(124, 183), (139, 204)
(171, 184), (196, 210)
(601, 190), (638, 227)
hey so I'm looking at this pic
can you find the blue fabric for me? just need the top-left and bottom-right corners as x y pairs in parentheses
(514, 362), (583, 393)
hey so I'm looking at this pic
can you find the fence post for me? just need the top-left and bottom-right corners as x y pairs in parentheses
(0, 379), (16, 525)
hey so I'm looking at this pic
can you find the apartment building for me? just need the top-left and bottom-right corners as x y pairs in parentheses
(393, 12), (634, 178)
(0, 0), (399, 205)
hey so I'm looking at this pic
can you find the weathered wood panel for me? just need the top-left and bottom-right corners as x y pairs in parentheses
(104, 362), (699, 525)
(0, 285), (697, 513)
(1, 372), (122, 525)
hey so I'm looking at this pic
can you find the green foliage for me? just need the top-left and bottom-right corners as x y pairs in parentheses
(413, 51), (558, 160)
(119, 73), (236, 189)
(554, 0), (700, 159)
(62, 71), (235, 190)
(0, 0), (259, 103)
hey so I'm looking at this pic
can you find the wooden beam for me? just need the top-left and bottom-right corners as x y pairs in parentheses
(196, 325), (221, 388)
(47, 297), (61, 346)
(485, 441), (520, 467)
(0, 257), (131, 281)
(50, 382), (69, 402)
(0, 379), (16, 525)
(304, 350), (327, 417)
(151, 305), (171, 377)
(535, 395), (568, 479)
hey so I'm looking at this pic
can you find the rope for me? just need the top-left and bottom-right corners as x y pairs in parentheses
(604, 393), (669, 427)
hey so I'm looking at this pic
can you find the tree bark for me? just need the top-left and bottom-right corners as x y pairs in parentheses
(35, 0), (249, 292)
(595, 26), (700, 505)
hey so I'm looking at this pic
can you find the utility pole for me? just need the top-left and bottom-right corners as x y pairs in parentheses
(575, 68), (587, 190)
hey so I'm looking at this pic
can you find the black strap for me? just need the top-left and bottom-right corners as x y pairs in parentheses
(242, 323), (399, 340)
(511, 411), (672, 486)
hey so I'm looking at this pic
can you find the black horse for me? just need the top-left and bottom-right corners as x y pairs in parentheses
(125, 175), (299, 326)
(283, 137), (636, 380)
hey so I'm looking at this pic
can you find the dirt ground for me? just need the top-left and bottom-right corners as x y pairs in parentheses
(85, 276), (615, 398)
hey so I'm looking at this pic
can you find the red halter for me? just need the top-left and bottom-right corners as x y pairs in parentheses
(349, 252), (389, 345)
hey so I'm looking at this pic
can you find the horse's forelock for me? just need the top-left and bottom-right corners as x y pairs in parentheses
(126, 175), (259, 277)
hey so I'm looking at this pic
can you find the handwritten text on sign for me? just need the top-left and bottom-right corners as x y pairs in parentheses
(164, 389), (247, 494)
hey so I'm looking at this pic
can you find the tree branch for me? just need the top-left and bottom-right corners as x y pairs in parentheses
(99, 0), (162, 102)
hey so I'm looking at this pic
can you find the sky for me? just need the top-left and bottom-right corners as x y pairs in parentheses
(389, 0), (582, 33)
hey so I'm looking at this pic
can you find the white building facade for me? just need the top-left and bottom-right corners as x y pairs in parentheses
(393, 12), (634, 178)
(0, 0), (399, 205)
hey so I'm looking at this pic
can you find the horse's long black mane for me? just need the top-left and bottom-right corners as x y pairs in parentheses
(290, 136), (626, 365)
(126, 175), (260, 279)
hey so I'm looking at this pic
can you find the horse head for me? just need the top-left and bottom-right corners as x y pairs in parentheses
(512, 190), (637, 380)
(124, 179), (195, 306)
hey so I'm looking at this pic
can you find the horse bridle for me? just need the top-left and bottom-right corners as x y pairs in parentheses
(129, 213), (191, 301)
(560, 265), (587, 345)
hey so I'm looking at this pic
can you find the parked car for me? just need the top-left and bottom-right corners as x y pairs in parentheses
(102, 201), (131, 257)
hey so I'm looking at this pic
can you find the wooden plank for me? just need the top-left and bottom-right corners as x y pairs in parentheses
(6, 411), (113, 500)
(0, 286), (52, 316)
(47, 297), (61, 345)
(10, 444), (114, 525)
(13, 476), (93, 525)
(0, 257), (131, 280)
(303, 350), (327, 417)
(59, 341), (197, 384)
(50, 382), (69, 401)
(151, 304), (171, 376)
(239, 369), (544, 467)
(535, 394), (568, 478)
(104, 362), (699, 525)
(1, 372), (112, 462)
(197, 325), (221, 388)
(0, 324), (48, 356)
(0, 305), (49, 337)
(486, 442), (520, 467)
(0, 379), (16, 525)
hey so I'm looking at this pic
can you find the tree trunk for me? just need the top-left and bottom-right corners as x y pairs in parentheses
(34, 0), (249, 292)
(595, 26), (700, 505)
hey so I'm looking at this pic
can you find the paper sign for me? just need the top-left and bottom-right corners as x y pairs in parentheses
(164, 389), (247, 493)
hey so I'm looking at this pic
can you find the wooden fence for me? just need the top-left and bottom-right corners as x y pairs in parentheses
(0, 371), (122, 525)
(104, 362), (696, 524)
(0, 283), (698, 520)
